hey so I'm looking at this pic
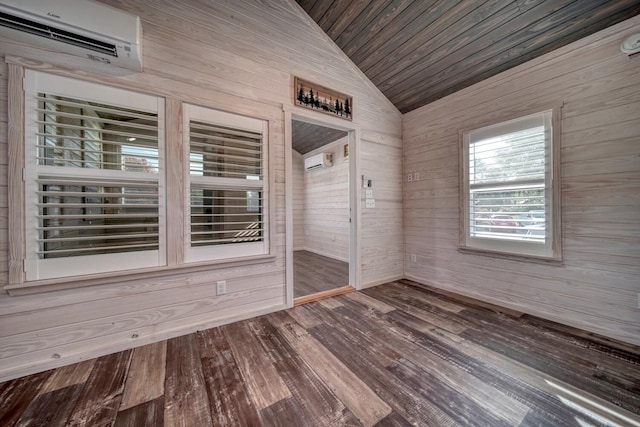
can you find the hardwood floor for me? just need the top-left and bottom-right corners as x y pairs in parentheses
(1, 279), (639, 427)
(294, 250), (349, 298)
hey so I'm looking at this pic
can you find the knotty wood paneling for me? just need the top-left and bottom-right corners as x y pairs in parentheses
(402, 17), (640, 346)
(0, 0), (402, 381)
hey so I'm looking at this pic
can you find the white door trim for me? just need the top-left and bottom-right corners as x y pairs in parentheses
(283, 106), (362, 308)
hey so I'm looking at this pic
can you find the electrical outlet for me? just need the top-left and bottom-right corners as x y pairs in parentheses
(410, 254), (417, 263)
(407, 173), (413, 182)
(414, 172), (420, 181)
(365, 199), (375, 208)
(216, 280), (226, 295)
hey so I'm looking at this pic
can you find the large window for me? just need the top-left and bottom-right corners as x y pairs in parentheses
(23, 71), (165, 280)
(460, 109), (561, 259)
(183, 104), (268, 263)
(16, 71), (270, 285)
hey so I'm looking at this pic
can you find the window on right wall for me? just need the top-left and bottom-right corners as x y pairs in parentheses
(460, 108), (561, 260)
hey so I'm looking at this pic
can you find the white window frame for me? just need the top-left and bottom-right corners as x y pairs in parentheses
(22, 70), (166, 280)
(183, 104), (269, 263)
(459, 108), (562, 261)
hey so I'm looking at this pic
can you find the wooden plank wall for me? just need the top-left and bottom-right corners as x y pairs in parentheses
(0, 0), (402, 381)
(403, 17), (640, 346)
(301, 137), (350, 262)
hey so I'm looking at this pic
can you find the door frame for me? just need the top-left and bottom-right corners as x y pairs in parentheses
(284, 106), (362, 308)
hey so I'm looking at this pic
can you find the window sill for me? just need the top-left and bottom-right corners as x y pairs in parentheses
(458, 246), (563, 266)
(4, 254), (277, 296)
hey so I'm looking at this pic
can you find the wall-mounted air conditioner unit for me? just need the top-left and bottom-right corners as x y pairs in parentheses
(304, 152), (333, 171)
(0, 0), (142, 71)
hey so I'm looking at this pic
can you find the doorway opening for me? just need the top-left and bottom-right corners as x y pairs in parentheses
(288, 115), (357, 305)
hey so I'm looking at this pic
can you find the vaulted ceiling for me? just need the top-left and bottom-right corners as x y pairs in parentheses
(296, 0), (640, 113)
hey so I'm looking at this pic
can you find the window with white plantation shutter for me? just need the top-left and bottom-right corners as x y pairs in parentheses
(184, 104), (268, 262)
(23, 71), (165, 280)
(461, 109), (560, 259)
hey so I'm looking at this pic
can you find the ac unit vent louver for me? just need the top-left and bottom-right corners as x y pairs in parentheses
(0, 11), (118, 57)
(0, 0), (142, 71)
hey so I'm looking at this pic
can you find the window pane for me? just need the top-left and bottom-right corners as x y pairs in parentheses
(190, 188), (263, 246)
(469, 186), (545, 242)
(469, 126), (545, 185)
(38, 179), (159, 258)
(38, 94), (158, 172)
(189, 120), (262, 179)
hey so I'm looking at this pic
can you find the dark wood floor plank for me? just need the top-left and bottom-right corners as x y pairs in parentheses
(294, 250), (349, 298)
(380, 307), (636, 426)
(254, 317), (362, 426)
(119, 341), (166, 411)
(13, 383), (82, 427)
(286, 304), (324, 329)
(0, 371), (51, 427)
(258, 397), (306, 427)
(307, 320), (459, 426)
(163, 334), (212, 427)
(114, 396), (164, 427)
(67, 350), (132, 427)
(395, 278), (524, 317)
(39, 359), (95, 394)
(325, 299), (531, 426)
(222, 320), (291, 410)
(343, 290), (396, 313)
(3, 280), (639, 427)
(196, 328), (262, 426)
(458, 316), (640, 414)
(387, 357), (514, 426)
(335, 294), (591, 426)
(373, 411), (413, 427)
(276, 321), (392, 425)
(364, 284), (473, 334)
(304, 300), (402, 367)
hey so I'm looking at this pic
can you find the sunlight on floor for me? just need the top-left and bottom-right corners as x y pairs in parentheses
(545, 379), (640, 427)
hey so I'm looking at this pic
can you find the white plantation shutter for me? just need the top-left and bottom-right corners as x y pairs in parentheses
(184, 104), (268, 262)
(24, 71), (165, 280)
(462, 110), (556, 258)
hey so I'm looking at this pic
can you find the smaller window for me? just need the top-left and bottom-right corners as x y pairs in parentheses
(183, 104), (268, 263)
(460, 109), (561, 260)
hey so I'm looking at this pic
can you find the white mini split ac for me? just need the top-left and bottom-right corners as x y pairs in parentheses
(0, 0), (142, 71)
(304, 152), (333, 171)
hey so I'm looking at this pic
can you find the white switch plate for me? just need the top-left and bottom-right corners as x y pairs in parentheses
(414, 172), (420, 181)
(216, 280), (226, 295)
(410, 254), (417, 263)
(365, 199), (375, 208)
(365, 189), (373, 199)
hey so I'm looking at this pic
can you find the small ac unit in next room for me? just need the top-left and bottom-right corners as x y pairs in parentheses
(0, 0), (143, 71)
(304, 152), (333, 171)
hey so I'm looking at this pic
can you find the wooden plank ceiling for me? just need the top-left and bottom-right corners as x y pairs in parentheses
(295, 0), (640, 113)
(292, 120), (347, 154)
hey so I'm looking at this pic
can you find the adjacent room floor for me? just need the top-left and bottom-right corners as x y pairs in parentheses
(293, 250), (349, 298)
(1, 279), (639, 426)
